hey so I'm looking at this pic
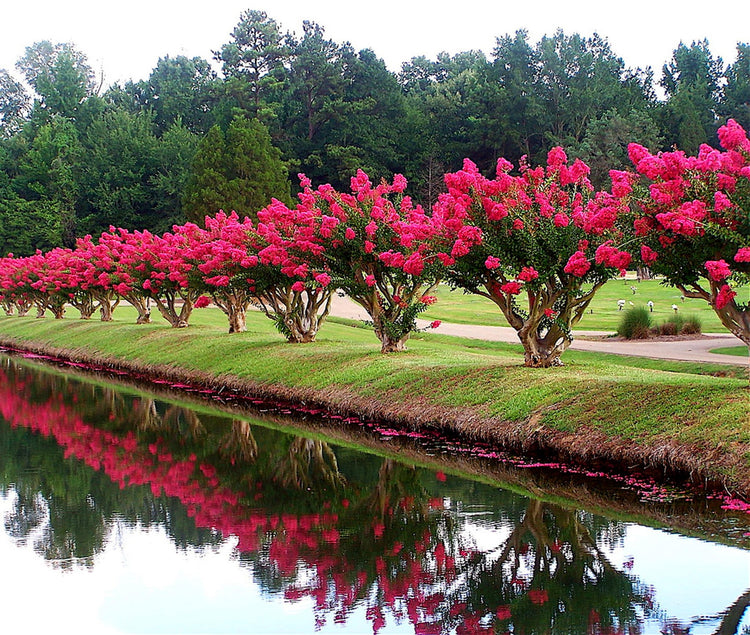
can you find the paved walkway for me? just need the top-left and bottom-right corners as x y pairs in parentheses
(330, 295), (749, 367)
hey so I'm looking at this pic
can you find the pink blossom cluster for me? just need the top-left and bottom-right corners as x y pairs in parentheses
(617, 119), (750, 325)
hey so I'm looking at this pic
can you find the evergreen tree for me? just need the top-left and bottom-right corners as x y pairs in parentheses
(183, 116), (290, 224)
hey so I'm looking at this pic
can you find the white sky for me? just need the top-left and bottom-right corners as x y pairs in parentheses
(1, 0), (748, 89)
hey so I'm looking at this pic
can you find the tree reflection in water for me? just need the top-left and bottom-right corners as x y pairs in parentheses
(0, 355), (748, 634)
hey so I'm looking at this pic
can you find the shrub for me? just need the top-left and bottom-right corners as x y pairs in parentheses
(617, 306), (652, 339)
(655, 314), (701, 336)
(679, 314), (703, 335)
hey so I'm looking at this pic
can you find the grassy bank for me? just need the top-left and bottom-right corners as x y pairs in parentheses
(0, 307), (748, 495)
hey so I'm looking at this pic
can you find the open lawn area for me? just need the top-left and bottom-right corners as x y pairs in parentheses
(421, 276), (750, 334)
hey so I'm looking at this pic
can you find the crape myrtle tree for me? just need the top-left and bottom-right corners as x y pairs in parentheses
(278, 170), (456, 353)
(617, 118), (750, 347)
(435, 148), (632, 367)
(251, 201), (333, 343)
(184, 211), (258, 334)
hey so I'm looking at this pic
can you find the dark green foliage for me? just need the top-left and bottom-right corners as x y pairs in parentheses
(617, 307), (653, 339)
(182, 116), (290, 223)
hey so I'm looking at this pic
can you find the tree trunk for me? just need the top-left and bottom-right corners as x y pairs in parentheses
(48, 303), (66, 319)
(377, 330), (410, 353)
(96, 294), (119, 322)
(227, 305), (247, 333)
(518, 328), (570, 368)
(15, 300), (31, 317)
(1, 302), (13, 316)
(125, 294), (151, 324)
(72, 298), (96, 319)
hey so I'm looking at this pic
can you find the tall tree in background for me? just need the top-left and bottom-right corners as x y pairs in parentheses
(78, 108), (159, 235)
(0, 70), (30, 137)
(183, 116), (290, 223)
(721, 43), (750, 130)
(489, 30), (545, 163)
(534, 31), (654, 149)
(215, 10), (288, 118)
(16, 41), (97, 122)
(137, 56), (217, 135)
(660, 40), (724, 153)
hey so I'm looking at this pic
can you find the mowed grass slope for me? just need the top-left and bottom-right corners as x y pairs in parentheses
(0, 306), (748, 491)
(421, 277), (750, 333)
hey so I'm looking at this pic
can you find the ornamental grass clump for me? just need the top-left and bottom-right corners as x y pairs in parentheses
(617, 306), (652, 339)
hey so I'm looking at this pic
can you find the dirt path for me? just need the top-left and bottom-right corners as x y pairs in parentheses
(330, 294), (749, 367)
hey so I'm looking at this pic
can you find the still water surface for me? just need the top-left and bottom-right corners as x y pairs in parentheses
(0, 353), (748, 634)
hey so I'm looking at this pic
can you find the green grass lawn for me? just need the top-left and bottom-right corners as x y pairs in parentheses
(710, 346), (749, 357)
(422, 277), (750, 334)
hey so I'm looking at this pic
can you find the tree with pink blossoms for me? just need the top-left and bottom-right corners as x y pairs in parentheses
(435, 149), (632, 367)
(100, 227), (199, 328)
(96, 228), (154, 324)
(251, 200), (333, 343)
(618, 118), (750, 347)
(0, 255), (33, 316)
(68, 235), (122, 321)
(185, 211), (260, 334)
(282, 171), (453, 353)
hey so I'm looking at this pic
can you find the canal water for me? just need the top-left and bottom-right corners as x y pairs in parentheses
(0, 352), (748, 635)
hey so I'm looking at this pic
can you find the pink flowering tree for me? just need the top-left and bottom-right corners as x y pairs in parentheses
(99, 227), (199, 327)
(138, 227), (201, 328)
(284, 171), (452, 353)
(17, 250), (69, 319)
(435, 149), (632, 367)
(68, 236), (122, 321)
(251, 200), (333, 343)
(617, 119), (750, 347)
(184, 211), (258, 334)
(0, 255), (33, 316)
(96, 228), (154, 324)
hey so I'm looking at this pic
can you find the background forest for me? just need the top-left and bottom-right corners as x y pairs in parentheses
(0, 9), (748, 256)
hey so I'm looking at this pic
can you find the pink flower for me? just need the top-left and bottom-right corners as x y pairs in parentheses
(544, 308), (555, 318)
(528, 589), (549, 605)
(517, 266), (538, 282)
(314, 272), (331, 287)
(564, 251), (591, 277)
(512, 219), (524, 231)
(715, 284), (737, 309)
(365, 274), (376, 287)
(291, 281), (305, 292)
(496, 606), (512, 620)
(500, 281), (522, 295)
(553, 212), (570, 227)
(641, 245), (658, 265)
(344, 227), (356, 240)
(430, 320), (441, 329)
(420, 295), (437, 305)
(595, 242), (632, 270)
(194, 295), (211, 308)
(705, 259), (731, 281)
(734, 247), (750, 263)
(392, 173), (408, 193)
(403, 252), (424, 276)
(485, 256), (502, 270)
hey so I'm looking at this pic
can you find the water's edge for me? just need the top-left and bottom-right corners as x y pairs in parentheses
(0, 334), (748, 505)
